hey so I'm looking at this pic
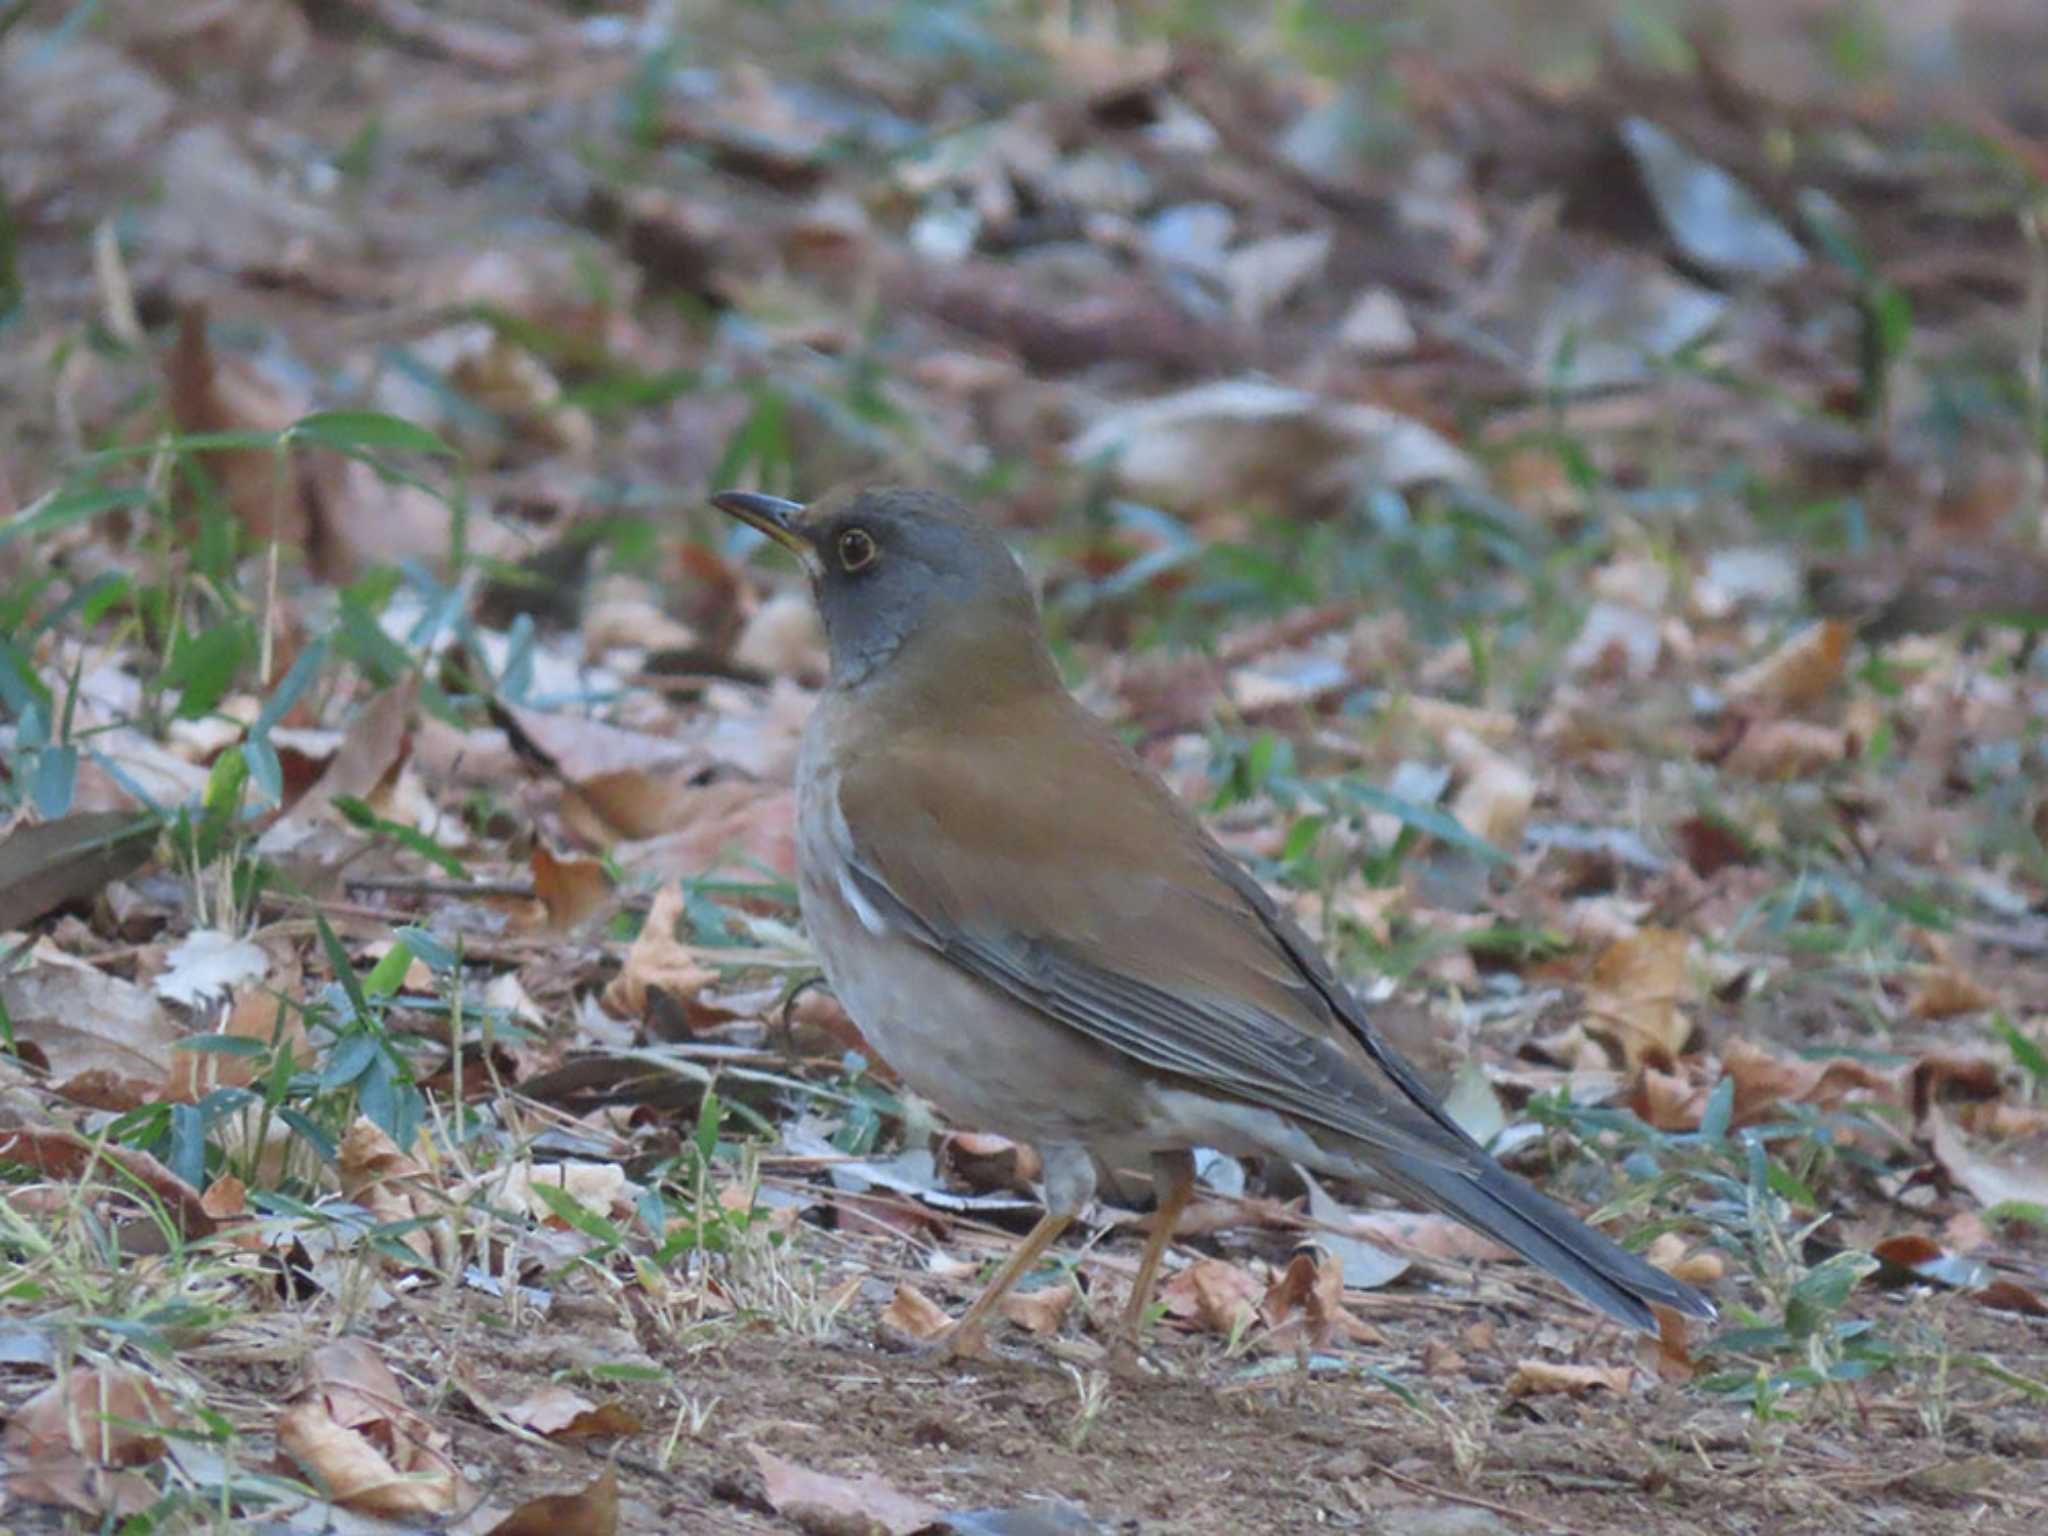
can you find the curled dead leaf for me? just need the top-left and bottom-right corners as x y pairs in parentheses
(530, 844), (613, 933)
(1503, 1360), (1635, 1398)
(1723, 620), (1851, 714)
(600, 885), (717, 1018)
(336, 1117), (450, 1268)
(1159, 1257), (1263, 1335)
(1000, 1282), (1074, 1336)
(2, 1368), (174, 1467)
(750, 1446), (940, 1536)
(486, 1465), (619, 1536)
(1583, 928), (1695, 1069)
(880, 1283), (952, 1342)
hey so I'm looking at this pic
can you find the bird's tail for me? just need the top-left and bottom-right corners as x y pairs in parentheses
(1374, 1151), (1714, 1332)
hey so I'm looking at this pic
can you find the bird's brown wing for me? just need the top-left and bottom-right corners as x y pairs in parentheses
(829, 689), (1478, 1171)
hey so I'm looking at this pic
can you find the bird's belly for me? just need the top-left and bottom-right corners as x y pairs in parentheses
(795, 780), (1130, 1148)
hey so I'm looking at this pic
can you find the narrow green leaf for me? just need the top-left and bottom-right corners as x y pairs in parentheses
(288, 410), (454, 458)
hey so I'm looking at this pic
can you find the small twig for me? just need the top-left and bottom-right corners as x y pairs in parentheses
(1373, 1463), (1594, 1536)
(345, 874), (537, 899)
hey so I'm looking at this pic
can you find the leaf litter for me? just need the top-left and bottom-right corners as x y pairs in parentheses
(3, 3), (2048, 1534)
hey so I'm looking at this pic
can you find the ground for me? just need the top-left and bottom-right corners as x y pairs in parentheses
(5, 3), (2048, 1535)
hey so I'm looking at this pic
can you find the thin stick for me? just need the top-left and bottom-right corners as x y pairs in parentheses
(1373, 1463), (1594, 1536)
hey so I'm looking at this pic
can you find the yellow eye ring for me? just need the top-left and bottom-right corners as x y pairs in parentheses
(837, 527), (878, 572)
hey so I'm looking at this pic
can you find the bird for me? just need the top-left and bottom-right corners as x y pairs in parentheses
(711, 484), (1714, 1364)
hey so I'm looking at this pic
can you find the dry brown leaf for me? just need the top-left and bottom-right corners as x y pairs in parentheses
(277, 1399), (461, 1518)
(0, 1128), (214, 1237)
(0, 951), (184, 1108)
(1643, 1231), (1724, 1288)
(199, 1173), (247, 1222)
(1258, 1249), (1347, 1350)
(750, 1446), (941, 1536)
(600, 884), (717, 1018)
(1000, 1282), (1074, 1336)
(1672, 815), (1751, 879)
(1925, 1106), (2048, 1212)
(1722, 719), (1853, 779)
(942, 1132), (1042, 1192)
(487, 1465), (620, 1536)
(1343, 1209), (1514, 1264)
(1907, 966), (1997, 1021)
(163, 305), (313, 548)
(2, 1368), (174, 1467)
(732, 589), (826, 680)
(1503, 1360), (1635, 1398)
(501, 1386), (644, 1440)
(879, 1283), (952, 1342)
(1583, 928), (1694, 1068)
(1645, 1304), (1697, 1384)
(166, 954), (310, 1101)
(336, 1117), (448, 1267)
(281, 1338), (464, 1517)
(1723, 620), (1851, 713)
(1976, 1279), (2048, 1318)
(474, 1161), (635, 1225)
(1445, 729), (1536, 851)
(606, 780), (798, 881)
(1159, 1257), (1263, 1335)
(530, 844), (612, 933)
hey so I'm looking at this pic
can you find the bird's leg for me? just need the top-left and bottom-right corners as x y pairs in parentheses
(940, 1145), (1093, 1360)
(940, 1210), (1072, 1360)
(1111, 1149), (1196, 1373)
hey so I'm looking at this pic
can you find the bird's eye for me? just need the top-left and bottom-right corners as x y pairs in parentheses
(836, 527), (878, 573)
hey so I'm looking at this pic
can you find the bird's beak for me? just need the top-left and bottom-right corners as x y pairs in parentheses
(710, 491), (821, 576)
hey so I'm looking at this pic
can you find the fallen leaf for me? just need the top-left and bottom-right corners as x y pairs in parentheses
(1642, 1231), (1724, 1287)
(0, 811), (155, 931)
(1258, 1249), (1347, 1350)
(501, 1386), (644, 1440)
(163, 304), (313, 549)
(336, 1117), (449, 1267)
(487, 1465), (619, 1536)
(1672, 814), (1751, 878)
(1068, 379), (1478, 514)
(1645, 1304), (1696, 1384)
(1723, 620), (1851, 714)
(277, 1399), (460, 1518)
(1976, 1279), (2048, 1318)
(530, 844), (613, 932)
(167, 961), (312, 1101)
(1446, 729), (1535, 851)
(1721, 720), (1853, 779)
(1908, 966), (1997, 1021)
(2, 1368), (174, 1466)
(0, 1128), (214, 1236)
(600, 885), (717, 1018)
(1503, 1360), (1635, 1398)
(0, 957), (184, 1107)
(262, 676), (419, 837)
(473, 1160), (636, 1225)
(154, 928), (269, 1009)
(1159, 1258), (1263, 1335)
(1583, 928), (1695, 1068)
(280, 1338), (465, 1518)
(880, 1283), (953, 1342)
(1925, 1107), (2048, 1213)
(1618, 117), (1805, 281)
(1000, 1283), (1074, 1336)
(751, 1447), (941, 1536)
(607, 780), (798, 882)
